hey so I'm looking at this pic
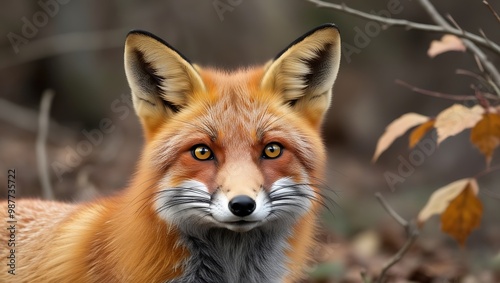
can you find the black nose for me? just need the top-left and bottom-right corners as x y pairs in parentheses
(228, 195), (256, 217)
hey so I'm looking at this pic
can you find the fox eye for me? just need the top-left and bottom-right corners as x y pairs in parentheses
(262, 143), (283, 159)
(191, 145), (214, 161)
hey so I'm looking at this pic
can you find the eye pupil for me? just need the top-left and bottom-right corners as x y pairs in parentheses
(192, 145), (213, 160)
(263, 143), (282, 159)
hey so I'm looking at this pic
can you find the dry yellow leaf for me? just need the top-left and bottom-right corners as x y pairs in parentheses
(470, 113), (500, 166)
(441, 179), (482, 246)
(417, 178), (471, 226)
(372, 113), (430, 162)
(428, 34), (466, 58)
(434, 104), (484, 144)
(409, 119), (435, 149)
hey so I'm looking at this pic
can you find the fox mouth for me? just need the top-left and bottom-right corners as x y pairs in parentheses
(231, 220), (258, 224)
(219, 219), (262, 232)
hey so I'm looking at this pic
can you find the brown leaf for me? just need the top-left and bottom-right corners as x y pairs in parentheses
(434, 104), (484, 144)
(417, 178), (471, 226)
(409, 119), (435, 149)
(470, 112), (500, 166)
(372, 113), (430, 162)
(441, 179), (482, 246)
(428, 34), (466, 58)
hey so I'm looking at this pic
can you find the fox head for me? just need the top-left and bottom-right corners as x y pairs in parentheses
(124, 24), (340, 234)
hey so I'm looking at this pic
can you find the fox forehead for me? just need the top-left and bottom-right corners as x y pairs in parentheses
(160, 67), (300, 147)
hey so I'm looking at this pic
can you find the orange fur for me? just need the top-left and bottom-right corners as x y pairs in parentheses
(1, 24), (340, 282)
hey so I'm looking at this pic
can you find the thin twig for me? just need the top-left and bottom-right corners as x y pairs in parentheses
(416, 0), (500, 94)
(397, 72), (499, 101)
(304, 0), (500, 55)
(475, 164), (500, 201)
(375, 192), (408, 227)
(456, 69), (489, 87)
(474, 165), (500, 179)
(395, 79), (480, 101)
(483, 0), (500, 23)
(481, 188), (500, 201)
(374, 193), (420, 283)
(0, 29), (126, 69)
(456, 69), (500, 99)
(360, 269), (371, 283)
(468, 84), (498, 101)
(0, 97), (75, 144)
(478, 29), (497, 57)
(445, 14), (461, 31)
(36, 89), (55, 200)
(378, 222), (419, 283)
(474, 88), (491, 109)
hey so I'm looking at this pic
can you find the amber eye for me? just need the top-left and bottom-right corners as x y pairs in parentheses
(262, 143), (283, 159)
(191, 145), (214, 161)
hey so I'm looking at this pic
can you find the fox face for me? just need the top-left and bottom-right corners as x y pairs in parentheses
(124, 25), (340, 235)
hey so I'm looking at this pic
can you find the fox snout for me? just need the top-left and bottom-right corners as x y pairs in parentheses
(228, 195), (256, 217)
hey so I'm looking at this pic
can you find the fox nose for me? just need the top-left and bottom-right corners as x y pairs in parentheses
(228, 195), (256, 217)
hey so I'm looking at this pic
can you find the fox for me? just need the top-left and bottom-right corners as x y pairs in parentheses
(1, 24), (341, 283)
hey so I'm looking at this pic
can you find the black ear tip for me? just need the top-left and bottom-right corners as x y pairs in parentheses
(124, 30), (193, 64)
(126, 30), (163, 41)
(293, 24), (341, 43)
(127, 29), (148, 36)
(273, 23), (340, 61)
(308, 23), (340, 36)
(315, 23), (340, 32)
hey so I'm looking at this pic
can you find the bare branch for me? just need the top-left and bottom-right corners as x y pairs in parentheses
(395, 80), (485, 101)
(36, 89), (55, 200)
(456, 69), (488, 86)
(0, 97), (75, 144)
(417, 0), (500, 93)
(360, 269), (371, 283)
(0, 29), (126, 69)
(377, 222), (419, 283)
(375, 192), (408, 227)
(483, 0), (500, 23)
(417, 0), (452, 28)
(474, 165), (500, 179)
(481, 188), (500, 201)
(475, 165), (500, 200)
(304, 0), (500, 55)
(374, 193), (420, 283)
(304, 0), (500, 92)
(445, 14), (461, 31)
(478, 29), (496, 54)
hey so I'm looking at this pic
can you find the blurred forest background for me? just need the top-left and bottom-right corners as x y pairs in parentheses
(1, 1), (499, 282)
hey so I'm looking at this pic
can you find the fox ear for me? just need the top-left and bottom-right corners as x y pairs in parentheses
(261, 24), (341, 127)
(124, 31), (206, 137)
